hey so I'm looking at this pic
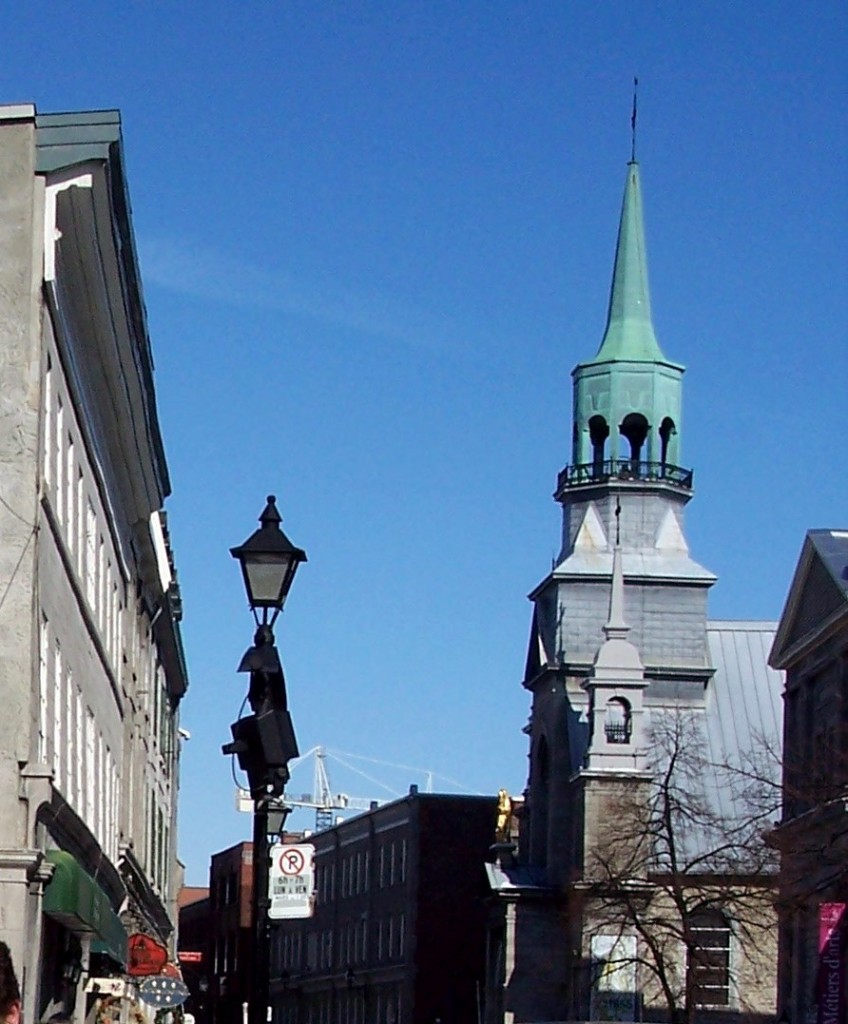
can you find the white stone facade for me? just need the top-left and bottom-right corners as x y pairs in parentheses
(0, 105), (187, 1024)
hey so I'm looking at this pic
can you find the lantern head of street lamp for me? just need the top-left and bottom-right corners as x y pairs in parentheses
(230, 495), (307, 627)
(267, 803), (291, 838)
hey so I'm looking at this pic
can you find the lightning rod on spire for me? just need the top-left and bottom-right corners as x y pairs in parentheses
(630, 76), (639, 163)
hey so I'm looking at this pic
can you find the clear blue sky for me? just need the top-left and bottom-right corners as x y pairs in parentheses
(3, 3), (845, 884)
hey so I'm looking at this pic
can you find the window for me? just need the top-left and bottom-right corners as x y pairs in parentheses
(75, 470), (84, 574)
(85, 500), (97, 608)
(97, 536), (105, 630)
(65, 668), (74, 800)
(38, 615), (48, 763)
(74, 686), (83, 809)
(85, 707), (96, 823)
(659, 417), (677, 467)
(43, 356), (53, 487)
(96, 731), (105, 842)
(687, 909), (731, 1006)
(589, 414), (609, 473)
(65, 436), (74, 554)
(604, 697), (632, 744)
(55, 397), (64, 522)
(619, 412), (648, 465)
(52, 643), (63, 778)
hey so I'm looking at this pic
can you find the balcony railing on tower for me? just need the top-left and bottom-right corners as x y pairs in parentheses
(556, 459), (693, 493)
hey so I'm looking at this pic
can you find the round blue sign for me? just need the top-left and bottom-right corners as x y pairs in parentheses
(139, 976), (190, 1008)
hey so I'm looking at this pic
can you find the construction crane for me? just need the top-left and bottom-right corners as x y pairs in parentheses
(236, 745), (475, 831)
(284, 746), (387, 830)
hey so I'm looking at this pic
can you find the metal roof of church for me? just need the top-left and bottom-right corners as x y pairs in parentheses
(704, 620), (783, 824)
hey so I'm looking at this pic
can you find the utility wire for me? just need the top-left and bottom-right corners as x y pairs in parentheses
(0, 526), (36, 620)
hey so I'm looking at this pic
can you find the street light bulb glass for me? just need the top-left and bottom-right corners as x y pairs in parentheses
(243, 555), (292, 606)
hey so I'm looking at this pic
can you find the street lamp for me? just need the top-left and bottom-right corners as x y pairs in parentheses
(230, 495), (307, 627)
(223, 495), (306, 1024)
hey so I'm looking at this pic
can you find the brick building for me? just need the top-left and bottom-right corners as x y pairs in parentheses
(206, 843), (255, 1024)
(270, 792), (497, 1024)
(178, 886), (211, 1024)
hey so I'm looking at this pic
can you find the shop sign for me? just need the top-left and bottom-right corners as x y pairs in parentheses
(139, 976), (190, 1009)
(128, 934), (169, 977)
(85, 979), (133, 998)
(818, 903), (845, 1024)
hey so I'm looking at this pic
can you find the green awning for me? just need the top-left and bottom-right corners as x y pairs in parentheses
(43, 851), (128, 966)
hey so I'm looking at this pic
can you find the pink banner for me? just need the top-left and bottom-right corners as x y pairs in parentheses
(818, 903), (845, 1024)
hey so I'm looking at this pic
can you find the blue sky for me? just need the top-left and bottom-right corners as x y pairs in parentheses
(3, 3), (845, 883)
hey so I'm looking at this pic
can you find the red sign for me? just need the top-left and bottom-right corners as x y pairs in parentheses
(817, 903), (845, 1024)
(128, 934), (169, 977)
(178, 951), (203, 964)
(278, 847), (306, 876)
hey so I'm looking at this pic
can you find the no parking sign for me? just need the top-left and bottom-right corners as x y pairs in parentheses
(268, 843), (315, 919)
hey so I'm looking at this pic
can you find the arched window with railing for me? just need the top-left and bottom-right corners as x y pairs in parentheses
(589, 416), (610, 476)
(604, 697), (632, 744)
(619, 413), (649, 467)
(659, 417), (677, 469)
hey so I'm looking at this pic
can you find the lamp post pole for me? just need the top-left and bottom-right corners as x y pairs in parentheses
(223, 496), (307, 1024)
(252, 795), (271, 1024)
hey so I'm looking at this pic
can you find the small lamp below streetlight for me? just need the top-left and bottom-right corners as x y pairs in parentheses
(267, 804), (291, 838)
(230, 495), (307, 627)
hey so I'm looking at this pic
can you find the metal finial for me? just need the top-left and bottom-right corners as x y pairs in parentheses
(630, 77), (639, 162)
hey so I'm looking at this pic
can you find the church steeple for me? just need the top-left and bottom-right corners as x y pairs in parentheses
(565, 157), (688, 483)
(594, 161), (666, 364)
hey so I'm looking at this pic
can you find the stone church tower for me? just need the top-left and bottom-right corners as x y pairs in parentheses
(523, 157), (715, 883)
(485, 155), (782, 1024)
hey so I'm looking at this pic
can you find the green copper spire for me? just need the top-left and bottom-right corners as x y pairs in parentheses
(570, 156), (685, 474)
(593, 161), (667, 363)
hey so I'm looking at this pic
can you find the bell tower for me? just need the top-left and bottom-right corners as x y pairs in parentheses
(522, 155), (716, 880)
(571, 160), (684, 475)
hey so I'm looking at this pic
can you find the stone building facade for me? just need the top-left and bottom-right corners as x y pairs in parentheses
(0, 105), (187, 1024)
(769, 530), (848, 1024)
(486, 156), (784, 1023)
